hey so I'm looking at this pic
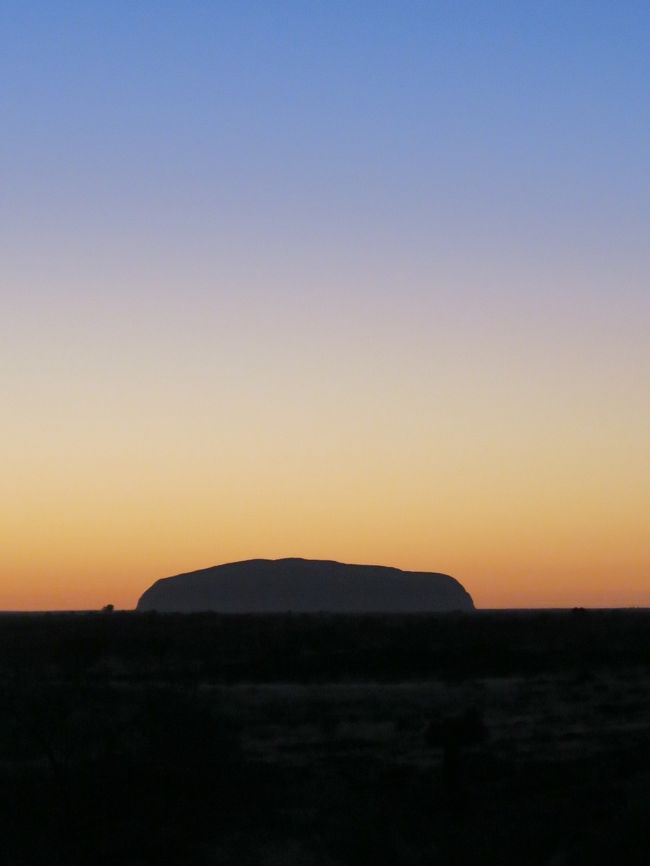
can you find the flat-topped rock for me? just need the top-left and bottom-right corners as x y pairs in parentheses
(136, 558), (474, 613)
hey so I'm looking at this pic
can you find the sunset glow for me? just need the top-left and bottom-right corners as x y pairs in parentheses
(2, 2), (649, 609)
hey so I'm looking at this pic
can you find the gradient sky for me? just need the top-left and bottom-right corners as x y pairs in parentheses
(2, 1), (649, 610)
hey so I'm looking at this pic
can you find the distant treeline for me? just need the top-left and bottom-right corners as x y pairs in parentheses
(2, 609), (650, 682)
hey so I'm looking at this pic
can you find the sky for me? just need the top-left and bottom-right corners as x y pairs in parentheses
(2, 1), (649, 610)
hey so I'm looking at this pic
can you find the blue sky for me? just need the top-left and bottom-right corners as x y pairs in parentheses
(4, 1), (648, 242)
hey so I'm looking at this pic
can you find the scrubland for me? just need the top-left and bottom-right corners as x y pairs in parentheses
(1, 610), (649, 865)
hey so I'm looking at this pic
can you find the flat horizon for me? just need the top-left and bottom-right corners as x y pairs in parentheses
(3, 606), (649, 615)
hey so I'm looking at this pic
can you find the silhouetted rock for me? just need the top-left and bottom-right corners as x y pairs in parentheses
(136, 558), (474, 613)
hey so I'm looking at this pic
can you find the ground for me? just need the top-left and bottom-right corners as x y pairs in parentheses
(0, 610), (649, 865)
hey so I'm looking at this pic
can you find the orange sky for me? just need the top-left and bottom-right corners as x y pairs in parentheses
(3, 290), (648, 609)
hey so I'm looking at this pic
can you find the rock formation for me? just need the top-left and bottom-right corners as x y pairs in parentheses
(136, 558), (474, 613)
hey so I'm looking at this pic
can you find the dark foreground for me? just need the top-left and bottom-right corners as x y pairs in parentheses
(1, 610), (649, 865)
